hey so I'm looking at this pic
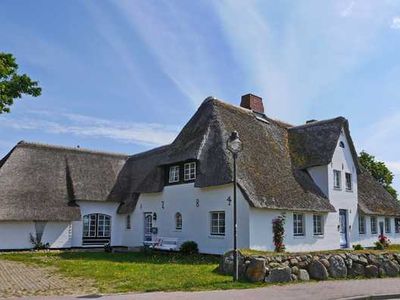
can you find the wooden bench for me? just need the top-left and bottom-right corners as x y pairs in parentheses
(153, 237), (179, 251)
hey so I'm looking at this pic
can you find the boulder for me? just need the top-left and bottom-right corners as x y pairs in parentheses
(298, 269), (310, 281)
(348, 263), (365, 277)
(291, 274), (298, 281)
(382, 261), (400, 277)
(379, 267), (386, 278)
(291, 266), (299, 275)
(367, 255), (379, 266)
(308, 260), (329, 280)
(245, 257), (267, 282)
(320, 258), (330, 268)
(365, 265), (379, 278)
(328, 255), (347, 278)
(269, 262), (283, 269)
(220, 251), (245, 276)
(265, 267), (292, 283)
(290, 258), (299, 266)
(358, 256), (368, 266)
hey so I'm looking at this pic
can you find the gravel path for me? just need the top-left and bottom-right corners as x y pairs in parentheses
(0, 259), (96, 298)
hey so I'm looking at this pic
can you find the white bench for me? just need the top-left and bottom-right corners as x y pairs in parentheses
(153, 237), (179, 251)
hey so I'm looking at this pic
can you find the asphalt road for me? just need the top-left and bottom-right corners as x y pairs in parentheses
(6, 278), (400, 300)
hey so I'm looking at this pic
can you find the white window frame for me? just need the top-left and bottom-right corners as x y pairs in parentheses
(169, 165), (180, 183)
(313, 215), (323, 236)
(210, 211), (225, 236)
(83, 213), (111, 238)
(345, 173), (352, 191)
(371, 216), (378, 234)
(359, 214), (366, 234)
(293, 213), (305, 237)
(333, 170), (342, 190)
(385, 217), (391, 234)
(175, 212), (182, 231)
(184, 162), (196, 181)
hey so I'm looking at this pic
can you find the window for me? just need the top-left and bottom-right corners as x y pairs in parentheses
(371, 216), (377, 234)
(339, 141), (345, 148)
(126, 215), (131, 230)
(385, 217), (391, 233)
(184, 162), (196, 181)
(169, 165), (180, 183)
(293, 213), (305, 236)
(210, 211), (225, 236)
(333, 170), (342, 190)
(395, 218), (400, 234)
(313, 215), (323, 236)
(175, 212), (182, 231)
(345, 173), (352, 191)
(82, 214), (111, 245)
(358, 214), (366, 234)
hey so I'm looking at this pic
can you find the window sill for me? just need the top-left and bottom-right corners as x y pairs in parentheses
(209, 235), (225, 239)
(313, 234), (324, 238)
(333, 187), (342, 191)
(173, 230), (182, 233)
(346, 189), (353, 193)
(293, 235), (306, 239)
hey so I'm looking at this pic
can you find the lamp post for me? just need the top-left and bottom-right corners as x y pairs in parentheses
(226, 131), (242, 282)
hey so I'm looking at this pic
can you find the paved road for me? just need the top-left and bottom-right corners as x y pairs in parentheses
(6, 278), (400, 300)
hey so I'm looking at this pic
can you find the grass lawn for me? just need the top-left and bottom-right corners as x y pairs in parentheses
(0, 251), (261, 294)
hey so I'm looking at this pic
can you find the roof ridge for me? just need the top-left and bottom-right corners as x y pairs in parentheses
(16, 141), (129, 158)
(289, 116), (346, 130)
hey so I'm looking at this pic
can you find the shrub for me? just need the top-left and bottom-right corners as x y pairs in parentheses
(378, 234), (391, 248)
(353, 244), (364, 250)
(374, 241), (385, 250)
(29, 233), (49, 250)
(180, 241), (199, 254)
(104, 242), (112, 253)
(272, 214), (286, 252)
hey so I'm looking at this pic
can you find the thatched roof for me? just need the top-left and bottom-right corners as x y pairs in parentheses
(358, 167), (400, 216)
(0, 142), (128, 221)
(288, 117), (360, 173)
(112, 98), (336, 213)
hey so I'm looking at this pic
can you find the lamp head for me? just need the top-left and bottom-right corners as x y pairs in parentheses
(227, 131), (242, 154)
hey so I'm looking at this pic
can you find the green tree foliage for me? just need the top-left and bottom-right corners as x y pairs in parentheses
(359, 151), (398, 199)
(0, 52), (41, 113)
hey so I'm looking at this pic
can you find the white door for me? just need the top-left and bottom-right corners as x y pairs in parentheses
(144, 213), (153, 241)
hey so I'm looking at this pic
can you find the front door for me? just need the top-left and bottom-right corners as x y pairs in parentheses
(144, 212), (153, 241)
(379, 221), (384, 236)
(339, 209), (348, 248)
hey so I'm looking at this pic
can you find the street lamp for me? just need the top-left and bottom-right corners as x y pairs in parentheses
(226, 131), (242, 282)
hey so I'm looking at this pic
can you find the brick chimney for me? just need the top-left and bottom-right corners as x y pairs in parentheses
(240, 94), (264, 114)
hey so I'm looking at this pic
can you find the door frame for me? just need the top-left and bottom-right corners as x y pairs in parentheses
(339, 209), (348, 248)
(144, 212), (153, 242)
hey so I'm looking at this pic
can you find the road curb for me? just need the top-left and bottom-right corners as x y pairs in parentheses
(341, 293), (400, 300)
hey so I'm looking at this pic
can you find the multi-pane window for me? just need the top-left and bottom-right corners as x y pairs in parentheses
(395, 218), (400, 234)
(359, 214), (366, 234)
(169, 165), (180, 183)
(126, 215), (131, 230)
(345, 173), (352, 191)
(371, 216), (378, 234)
(333, 170), (342, 189)
(385, 217), (391, 234)
(210, 211), (225, 236)
(313, 215), (323, 236)
(293, 213), (305, 236)
(175, 212), (182, 231)
(83, 214), (111, 238)
(184, 162), (196, 181)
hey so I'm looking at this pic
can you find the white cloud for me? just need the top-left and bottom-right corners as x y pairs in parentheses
(341, 1), (355, 17)
(391, 17), (400, 29)
(0, 111), (179, 147)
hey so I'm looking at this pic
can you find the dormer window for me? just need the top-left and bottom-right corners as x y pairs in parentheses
(339, 141), (345, 148)
(184, 162), (196, 181)
(169, 165), (180, 183)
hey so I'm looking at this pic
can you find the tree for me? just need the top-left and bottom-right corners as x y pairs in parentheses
(0, 52), (41, 113)
(359, 151), (398, 199)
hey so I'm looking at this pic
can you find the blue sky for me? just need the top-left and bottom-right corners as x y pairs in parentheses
(1, 0), (400, 191)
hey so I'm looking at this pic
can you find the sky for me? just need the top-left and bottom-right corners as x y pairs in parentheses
(1, 0), (400, 191)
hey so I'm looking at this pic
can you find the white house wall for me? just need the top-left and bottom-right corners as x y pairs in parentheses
(0, 221), (72, 250)
(355, 215), (400, 247)
(125, 183), (250, 254)
(72, 201), (123, 247)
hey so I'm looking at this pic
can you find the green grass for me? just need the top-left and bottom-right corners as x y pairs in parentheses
(0, 251), (261, 293)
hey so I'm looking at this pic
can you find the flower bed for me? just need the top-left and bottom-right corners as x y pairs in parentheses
(219, 250), (400, 283)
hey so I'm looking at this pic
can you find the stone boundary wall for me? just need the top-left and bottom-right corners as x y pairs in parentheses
(219, 251), (400, 283)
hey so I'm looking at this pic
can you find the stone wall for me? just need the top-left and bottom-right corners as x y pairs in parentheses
(219, 251), (400, 283)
